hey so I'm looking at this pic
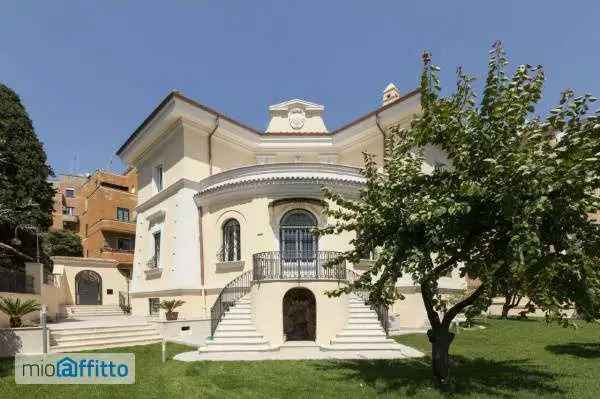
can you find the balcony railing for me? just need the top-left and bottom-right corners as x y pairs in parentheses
(102, 246), (134, 254)
(253, 251), (346, 281)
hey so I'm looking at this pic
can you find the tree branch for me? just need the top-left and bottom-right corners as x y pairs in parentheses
(442, 283), (486, 329)
(421, 280), (442, 329)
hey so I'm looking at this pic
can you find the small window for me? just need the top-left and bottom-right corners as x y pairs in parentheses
(149, 298), (160, 316)
(154, 165), (164, 192)
(116, 237), (134, 251)
(150, 231), (161, 268)
(65, 188), (75, 198)
(63, 206), (75, 216)
(221, 219), (241, 262)
(106, 289), (113, 295)
(117, 207), (130, 222)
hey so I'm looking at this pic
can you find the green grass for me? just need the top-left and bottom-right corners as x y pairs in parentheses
(1, 318), (599, 398)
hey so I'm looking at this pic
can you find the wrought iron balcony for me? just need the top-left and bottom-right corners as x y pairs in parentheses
(253, 251), (346, 281)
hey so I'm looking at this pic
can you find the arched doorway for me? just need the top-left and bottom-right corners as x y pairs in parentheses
(75, 270), (102, 305)
(283, 288), (316, 341)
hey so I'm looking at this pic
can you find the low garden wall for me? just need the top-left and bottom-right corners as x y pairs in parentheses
(151, 318), (211, 346)
(0, 326), (48, 357)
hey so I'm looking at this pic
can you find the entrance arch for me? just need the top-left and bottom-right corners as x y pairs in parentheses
(282, 287), (316, 341)
(75, 270), (102, 305)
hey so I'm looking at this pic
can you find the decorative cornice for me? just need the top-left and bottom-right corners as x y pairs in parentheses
(193, 163), (365, 206)
(136, 178), (200, 213)
(51, 256), (118, 268)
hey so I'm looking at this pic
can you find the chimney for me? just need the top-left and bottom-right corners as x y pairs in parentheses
(382, 83), (400, 106)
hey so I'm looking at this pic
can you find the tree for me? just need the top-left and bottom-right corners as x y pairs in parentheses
(0, 83), (55, 264)
(43, 230), (83, 257)
(320, 42), (600, 387)
(0, 297), (41, 328)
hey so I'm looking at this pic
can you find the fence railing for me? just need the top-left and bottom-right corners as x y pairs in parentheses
(119, 290), (130, 313)
(210, 270), (253, 338)
(253, 251), (346, 281)
(346, 269), (389, 336)
(0, 267), (34, 294)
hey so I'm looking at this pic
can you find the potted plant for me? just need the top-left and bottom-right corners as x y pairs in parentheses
(0, 297), (41, 328)
(159, 299), (185, 321)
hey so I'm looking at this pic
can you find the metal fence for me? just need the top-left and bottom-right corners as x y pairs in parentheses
(0, 267), (34, 294)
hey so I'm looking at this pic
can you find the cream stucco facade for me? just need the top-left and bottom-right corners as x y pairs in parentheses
(116, 84), (467, 346)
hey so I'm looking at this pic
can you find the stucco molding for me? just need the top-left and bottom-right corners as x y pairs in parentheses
(136, 178), (200, 213)
(51, 256), (118, 268)
(193, 163), (365, 207)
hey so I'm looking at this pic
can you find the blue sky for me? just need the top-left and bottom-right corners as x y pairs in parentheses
(2, 1), (599, 174)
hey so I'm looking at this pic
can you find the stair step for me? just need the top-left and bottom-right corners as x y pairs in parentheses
(50, 324), (154, 333)
(220, 319), (254, 326)
(51, 336), (162, 352)
(337, 330), (386, 337)
(213, 331), (263, 338)
(222, 314), (252, 320)
(207, 338), (269, 345)
(52, 331), (160, 343)
(345, 323), (383, 329)
(348, 318), (380, 325)
(199, 344), (272, 353)
(331, 336), (393, 344)
(216, 325), (257, 332)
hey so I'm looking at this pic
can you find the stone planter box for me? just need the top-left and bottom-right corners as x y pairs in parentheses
(0, 327), (48, 357)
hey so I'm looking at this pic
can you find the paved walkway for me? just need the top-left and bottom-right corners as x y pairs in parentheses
(174, 344), (424, 362)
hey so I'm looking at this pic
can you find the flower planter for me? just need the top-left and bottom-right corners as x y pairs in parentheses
(165, 311), (178, 321)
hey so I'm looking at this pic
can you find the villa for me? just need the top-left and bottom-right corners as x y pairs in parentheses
(113, 83), (466, 354)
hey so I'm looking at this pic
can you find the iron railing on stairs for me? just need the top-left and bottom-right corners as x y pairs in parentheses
(346, 269), (390, 336)
(210, 270), (253, 338)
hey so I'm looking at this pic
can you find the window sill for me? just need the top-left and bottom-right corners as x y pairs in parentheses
(355, 259), (376, 270)
(216, 260), (245, 273)
(145, 268), (163, 279)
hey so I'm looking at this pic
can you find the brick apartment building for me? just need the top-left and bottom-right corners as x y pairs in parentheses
(50, 169), (137, 271)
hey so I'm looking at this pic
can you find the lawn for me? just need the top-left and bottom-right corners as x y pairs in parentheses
(0, 318), (599, 398)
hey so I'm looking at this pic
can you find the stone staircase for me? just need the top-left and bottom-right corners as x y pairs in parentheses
(65, 305), (124, 318)
(322, 294), (413, 352)
(198, 295), (272, 353)
(50, 322), (162, 352)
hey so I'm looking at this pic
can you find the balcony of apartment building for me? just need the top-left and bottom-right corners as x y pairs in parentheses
(86, 207), (136, 237)
(61, 205), (79, 230)
(99, 235), (135, 266)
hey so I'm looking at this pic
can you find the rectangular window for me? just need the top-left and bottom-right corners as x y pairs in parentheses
(154, 165), (164, 192)
(63, 206), (75, 215)
(116, 237), (134, 251)
(149, 298), (160, 316)
(151, 231), (161, 267)
(117, 207), (130, 222)
(65, 188), (75, 198)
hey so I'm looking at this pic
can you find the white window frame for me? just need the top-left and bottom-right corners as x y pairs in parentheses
(65, 188), (75, 198)
(153, 164), (164, 193)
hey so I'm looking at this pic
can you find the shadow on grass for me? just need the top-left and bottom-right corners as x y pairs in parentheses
(546, 342), (600, 359)
(0, 357), (14, 378)
(313, 355), (562, 397)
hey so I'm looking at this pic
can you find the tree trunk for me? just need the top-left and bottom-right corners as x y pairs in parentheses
(427, 327), (455, 387)
(501, 301), (511, 319)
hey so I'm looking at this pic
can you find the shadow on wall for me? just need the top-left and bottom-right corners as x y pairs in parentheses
(546, 342), (600, 359)
(0, 329), (22, 358)
(308, 356), (562, 397)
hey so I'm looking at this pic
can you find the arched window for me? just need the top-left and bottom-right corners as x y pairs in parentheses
(280, 209), (317, 260)
(222, 219), (241, 262)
